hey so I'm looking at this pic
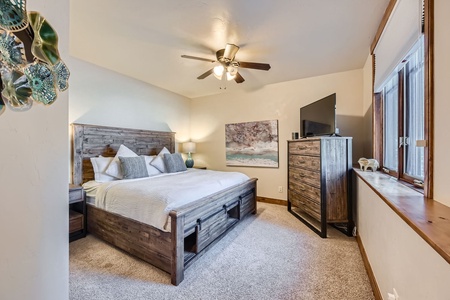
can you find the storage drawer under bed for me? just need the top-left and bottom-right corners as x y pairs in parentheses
(184, 188), (256, 255)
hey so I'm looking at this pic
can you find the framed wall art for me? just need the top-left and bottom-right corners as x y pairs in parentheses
(225, 119), (279, 168)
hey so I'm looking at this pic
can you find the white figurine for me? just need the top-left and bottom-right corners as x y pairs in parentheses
(358, 158), (379, 172)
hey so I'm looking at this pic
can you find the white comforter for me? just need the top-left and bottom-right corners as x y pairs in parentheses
(92, 169), (249, 232)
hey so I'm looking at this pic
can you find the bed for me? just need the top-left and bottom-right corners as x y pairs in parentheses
(71, 123), (258, 285)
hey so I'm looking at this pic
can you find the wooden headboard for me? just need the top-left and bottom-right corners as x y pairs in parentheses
(71, 123), (175, 185)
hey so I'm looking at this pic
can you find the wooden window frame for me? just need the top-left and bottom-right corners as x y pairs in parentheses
(372, 0), (433, 198)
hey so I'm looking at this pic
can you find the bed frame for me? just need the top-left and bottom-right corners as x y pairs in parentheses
(71, 123), (257, 285)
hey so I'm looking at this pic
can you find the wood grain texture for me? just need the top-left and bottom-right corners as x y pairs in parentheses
(71, 123), (175, 185)
(257, 196), (287, 206)
(288, 137), (353, 237)
(355, 168), (450, 264)
(424, 0), (434, 199)
(72, 123), (258, 285)
(356, 234), (382, 300)
(87, 204), (172, 273)
(370, 0), (398, 54)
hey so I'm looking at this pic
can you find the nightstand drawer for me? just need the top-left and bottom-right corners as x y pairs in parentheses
(69, 210), (84, 233)
(69, 188), (83, 204)
(69, 184), (86, 242)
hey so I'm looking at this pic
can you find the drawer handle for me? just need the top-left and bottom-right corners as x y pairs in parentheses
(298, 161), (306, 164)
(300, 188), (306, 192)
(299, 173), (306, 177)
(297, 146), (307, 150)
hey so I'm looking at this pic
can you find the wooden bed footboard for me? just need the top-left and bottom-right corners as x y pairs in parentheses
(170, 178), (257, 285)
(87, 178), (257, 285)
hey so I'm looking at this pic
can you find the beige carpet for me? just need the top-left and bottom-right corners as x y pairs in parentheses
(70, 202), (374, 300)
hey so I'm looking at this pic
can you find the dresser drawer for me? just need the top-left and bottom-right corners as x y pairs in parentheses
(289, 140), (320, 156)
(289, 190), (321, 221)
(289, 155), (320, 171)
(289, 180), (321, 203)
(69, 188), (83, 204)
(289, 167), (320, 188)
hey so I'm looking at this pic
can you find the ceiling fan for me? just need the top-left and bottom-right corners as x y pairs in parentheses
(181, 43), (271, 84)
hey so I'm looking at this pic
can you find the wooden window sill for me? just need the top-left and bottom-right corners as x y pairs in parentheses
(354, 168), (450, 264)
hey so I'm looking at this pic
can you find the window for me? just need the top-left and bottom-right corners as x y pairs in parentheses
(379, 37), (425, 187)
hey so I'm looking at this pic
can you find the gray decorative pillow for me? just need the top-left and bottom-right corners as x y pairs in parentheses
(163, 153), (187, 173)
(118, 156), (149, 179)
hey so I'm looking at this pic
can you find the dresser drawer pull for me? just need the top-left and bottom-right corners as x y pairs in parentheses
(298, 161), (306, 164)
(297, 146), (307, 150)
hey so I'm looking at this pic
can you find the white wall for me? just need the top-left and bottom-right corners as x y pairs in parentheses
(68, 58), (192, 149)
(433, 0), (450, 207)
(357, 179), (450, 300)
(190, 69), (364, 200)
(0, 0), (69, 299)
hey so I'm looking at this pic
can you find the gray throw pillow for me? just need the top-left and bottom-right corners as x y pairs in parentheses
(163, 153), (187, 173)
(119, 156), (149, 179)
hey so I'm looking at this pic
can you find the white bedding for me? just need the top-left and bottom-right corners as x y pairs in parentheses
(88, 169), (249, 232)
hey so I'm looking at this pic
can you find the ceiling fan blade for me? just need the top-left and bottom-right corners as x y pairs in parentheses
(197, 68), (214, 79)
(238, 61), (271, 71)
(181, 55), (216, 63)
(234, 72), (245, 83)
(224, 44), (239, 61)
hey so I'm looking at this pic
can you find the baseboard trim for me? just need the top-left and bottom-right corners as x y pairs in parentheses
(356, 234), (382, 300)
(257, 196), (287, 206)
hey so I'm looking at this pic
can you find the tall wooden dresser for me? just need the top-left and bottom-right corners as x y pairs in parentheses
(287, 137), (353, 237)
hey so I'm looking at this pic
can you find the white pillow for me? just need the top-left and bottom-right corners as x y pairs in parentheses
(150, 147), (171, 173)
(90, 156), (115, 182)
(142, 155), (162, 176)
(105, 144), (138, 179)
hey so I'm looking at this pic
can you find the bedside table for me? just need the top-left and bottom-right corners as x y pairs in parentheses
(69, 184), (86, 242)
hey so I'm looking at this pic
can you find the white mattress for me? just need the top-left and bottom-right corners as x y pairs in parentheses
(85, 169), (249, 232)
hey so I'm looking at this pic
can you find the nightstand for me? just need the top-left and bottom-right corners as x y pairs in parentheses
(69, 184), (86, 242)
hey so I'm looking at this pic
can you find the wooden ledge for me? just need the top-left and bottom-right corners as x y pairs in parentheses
(354, 168), (450, 264)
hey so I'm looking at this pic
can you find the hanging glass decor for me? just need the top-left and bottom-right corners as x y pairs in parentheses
(28, 11), (60, 66)
(0, 1), (70, 117)
(53, 60), (69, 91)
(24, 61), (56, 105)
(0, 29), (26, 68)
(1, 68), (32, 111)
(0, 0), (28, 32)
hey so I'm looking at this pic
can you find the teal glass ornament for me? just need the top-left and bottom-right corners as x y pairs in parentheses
(24, 61), (56, 105)
(1, 68), (32, 111)
(0, 0), (28, 32)
(0, 29), (26, 69)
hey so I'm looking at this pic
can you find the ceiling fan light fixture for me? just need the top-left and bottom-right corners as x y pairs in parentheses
(227, 65), (238, 76)
(213, 65), (224, 80)
(181, 43), (271, 84)
(226, 72), (236, 81)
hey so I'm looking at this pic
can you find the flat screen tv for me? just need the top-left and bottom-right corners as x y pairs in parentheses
(300, 93), (336, 138)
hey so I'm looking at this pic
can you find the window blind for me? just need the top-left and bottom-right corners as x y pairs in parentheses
(373, 0), (423, 92)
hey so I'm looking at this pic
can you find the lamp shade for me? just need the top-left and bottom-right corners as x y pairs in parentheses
(183, 142), (196, 154)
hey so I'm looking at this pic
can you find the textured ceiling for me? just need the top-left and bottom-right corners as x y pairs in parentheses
(70, 0), (389, 99)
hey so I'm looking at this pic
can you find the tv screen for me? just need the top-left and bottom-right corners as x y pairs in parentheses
(300, 93), (336, 138)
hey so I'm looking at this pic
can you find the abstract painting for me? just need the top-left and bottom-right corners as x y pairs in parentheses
(225, 120), (279, 168)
